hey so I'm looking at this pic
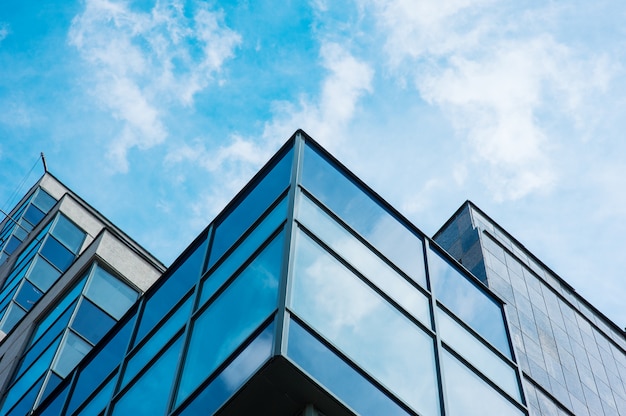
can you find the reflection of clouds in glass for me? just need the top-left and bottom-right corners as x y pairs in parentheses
(292, 231), (439, 416)
(442, 350), (523, 416)
(222, 325), (273, 390)
(298, 194), (430, 324)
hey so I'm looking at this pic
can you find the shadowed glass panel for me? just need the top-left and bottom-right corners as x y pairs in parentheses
(208, 147), (293, 268)
(291, 230), (439, 416)
(84, 267), (137, 320)
(32, 279), (84, 342)
(71, 298), (116, 344)
(429, 247), (511, 357)
(437, 307), (521, 401)
(301, 144), (426, 286)
(176, 232), (283, 405)
(33, 189), (56, 212)
(74, 375), (115, 416)
(297, 193), (430, 325)
(51, 215), (85, 253)
(177, 322), (274, 416)
(26, 255), (61, 291)
(15, 279), (43, 310)
(287, 320), (411, 416)
(441, 349), (524, 416)
(111, 336), (183, 416)
(5, 235), (21, 254)
(24, 204), (45, 225)
(40, 236), (74, 272)
(37, 381), (69, 416)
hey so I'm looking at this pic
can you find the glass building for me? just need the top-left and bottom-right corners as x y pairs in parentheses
(25, 131), (528, 416)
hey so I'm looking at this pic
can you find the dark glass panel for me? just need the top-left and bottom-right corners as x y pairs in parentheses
(33, 189), (56, 212)
(24, 204), (45, 225)
(1, 374), (45, 416)
(428, 247), (511, 356)
(134, 236), (208, 345)
(26, 255), (61, 291)
(441, 349), (524, 416)
(16, 322), (66, 382)
(287, 320), (411, 416)
(71, 298), (116, 344)
(5, 235), (22, 255)
(176, 232), (283, 405)
(37, 381), (70, 416)
(75, 375), (115, 416)
(15, 279), (43, 311)
(111, 335), (183, 416)
(176, 322), (274, 416)
(14, 219), (50, 267)
(301, 144), (426, 286)
(291, 230), (439, 415)
(84, 266), (137, 320)
(40, 236), (75, 272)
(39, 371), (63, 405)
(51, 215), (85, 253)
(207, 147), (293, 268)
(66, 315), (136, 415)
(199, 196), (287, 307)
(32, 279), (84, 342)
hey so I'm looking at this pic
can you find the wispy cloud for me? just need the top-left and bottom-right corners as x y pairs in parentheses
(0, 23), (8, 43)
(68, 0), (241, 172)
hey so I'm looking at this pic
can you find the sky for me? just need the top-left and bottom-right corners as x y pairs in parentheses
(1, 0), (625, 327)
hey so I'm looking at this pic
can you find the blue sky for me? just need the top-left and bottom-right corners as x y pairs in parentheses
(1, 0), (626, 326)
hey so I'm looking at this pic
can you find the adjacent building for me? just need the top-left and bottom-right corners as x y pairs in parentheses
(1, 130), (624, 416)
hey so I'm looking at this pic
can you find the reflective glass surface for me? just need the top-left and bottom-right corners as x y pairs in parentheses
(436, 307), (520, 400)
(75, 375), (115, 416)
(301, 143), (426, 286)
(287, 320), (411, 416)
(24, 204), (45, 225)
(291, 230), (439, 416)
(177, 322), (274, 416)
(208, 147), (292, 268)
(297, 193), (430, 325)
(176, 232), (283, 405)
(32, 280), (84, 342)
(112, 336), (183, 416)
(429, 247), (511, 356)
(71, 298), (116, 344)
(15, 279), (43, 311)
(40, 236), (75, 272)
(84, 267), (137, 320)
(441, 349), (524, 416)
(3, 374), (45, 416)
(1, 302), (26, 332)
(5, 235), (21, 254)
(33, 189), (56, 212)
(26, 255), (61, 291)
(52, 331), (91, 377)
(51, 215), (85, 253)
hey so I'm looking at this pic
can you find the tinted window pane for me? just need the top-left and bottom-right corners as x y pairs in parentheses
(287, 320), (411, 416)
(84, 266), (137, 320)
(51, 215), (85, 253)
(17, 328), (65, 382)
(428, 248), (511, 356)
(176, 232), (283, 405)
(0, 302), (26, 333)
(291, 230), (439, 416)
(1, 374), (45, 416)
(40, 236), (75, 272)
(302, 144), (426, 286)
(200, 196), (287, 307)
(71, 298), (116, 344)
(37, 381), (70, 416)
(134, 236), (208, 345)
(5, 235), (22, 254)
(15, 280), (43, 311)
(52, 331), (91, 377)
(32, 280), (84, 342)
(298, 193), (430, 325)
(177, 322), (274, 416)
(39, 371), (63, 405)
(24, 204), (45, 225)
(112, 336), (183, 416)
(76, 375), (115, 416)
(437, 308), (520, 401)
(26, 255), (61, 291)
(441, 349), (524, 416)
(33, 189), (56, 212)
(208, 147), (292, 268)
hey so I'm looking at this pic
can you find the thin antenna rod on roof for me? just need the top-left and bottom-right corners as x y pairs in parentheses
(41, 152), (48, 173)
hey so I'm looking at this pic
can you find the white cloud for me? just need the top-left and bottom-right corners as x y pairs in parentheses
(68, 0), (241, 172)
(0, 23), (9, 43)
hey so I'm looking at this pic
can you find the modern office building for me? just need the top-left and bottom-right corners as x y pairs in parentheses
(0, 172), (165, 414)
(3, 130), (624, 416)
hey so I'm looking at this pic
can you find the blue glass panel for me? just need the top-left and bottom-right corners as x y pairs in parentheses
(32, 279), (84, 342)
(0, 302), (26, 333)
(84, 266), (137, 320)
(71, 298), (116, 344)
(297, 193), (430, 325)
(199, 196), (287, 307)
(66, 315), (136, 415)
(52, 331), (91, 377)
(24, 204), (45, 225)
(176, 232), (283, 405)
(76, 375), (115, 416)
(287, 320), (411, 416)
(40, 236), (75, 272)
(33, 189), (56, 212)
(19, 218), (33, 233)
(51, 215), (85, 253)
(302, 144), (426, 286)
(5, 235), (22, 254)
(208, 147), (292, 268)
(428, 247), (511, 356)
(134, 236), (208, 345)
(26, 255), (61, 291)
(39, 371), (63, 405)
(14, 220), (49, 269)
(177, 322), (274, 415)
(37, 381), (69, 416)
(15, 279), (43, 311)
(1, 374), (45, 416)
(16, 330), (65, 383)
(0, 284), (20, 316)
(111, 335), (183, 416)
(122, 295), (193, 387)
(291, 230), (439, 416)
(441, 349), (524, 416)
(14, 221), (28, 240)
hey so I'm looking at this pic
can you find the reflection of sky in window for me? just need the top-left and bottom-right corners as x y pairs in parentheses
(297, 193), (430, 325)
(291, 230), (439, 416)
(429, 248), (511, 357)
(301, 144), (426, 287)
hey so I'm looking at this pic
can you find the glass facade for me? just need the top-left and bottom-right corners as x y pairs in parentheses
(28, 132), (526, 416)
